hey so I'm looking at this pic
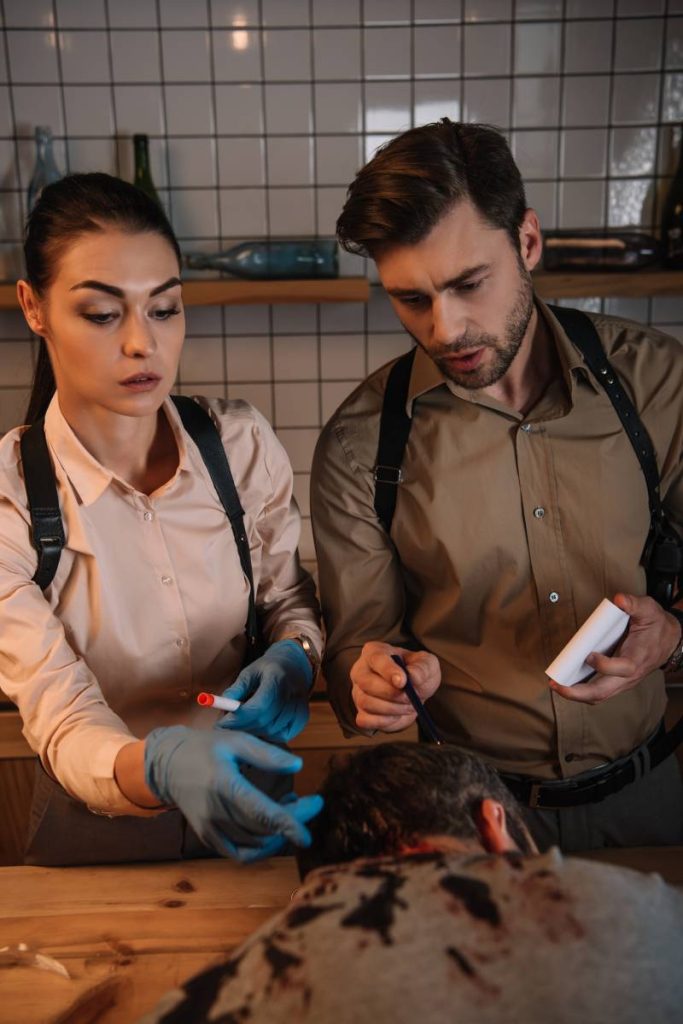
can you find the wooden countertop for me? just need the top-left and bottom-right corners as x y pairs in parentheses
(0, 848), (681, 1024)
(0, 857), (299, 1024)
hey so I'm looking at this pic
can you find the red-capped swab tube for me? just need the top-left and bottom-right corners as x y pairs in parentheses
(197, 692), (241, 712)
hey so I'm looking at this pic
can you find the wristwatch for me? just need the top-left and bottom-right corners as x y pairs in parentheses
(288, 633), (321, 680)
(661, 608), (683, 673)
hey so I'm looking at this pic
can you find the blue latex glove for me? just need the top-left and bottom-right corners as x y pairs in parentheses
(144, 725), (323, 862)
(219, 639), (313, 743)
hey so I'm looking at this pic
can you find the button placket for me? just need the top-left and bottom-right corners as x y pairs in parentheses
(516, 415), (574, 686)
(142, 499), (192, 669)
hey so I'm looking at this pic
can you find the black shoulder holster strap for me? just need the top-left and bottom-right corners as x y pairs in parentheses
(171, 396), (260, 655)
(374, 309), (682, 607)
(19, 421), (66, 592)
(548, 304), (681, 608)
(20, 396), (261, 655)
(373, 348), (416, 532)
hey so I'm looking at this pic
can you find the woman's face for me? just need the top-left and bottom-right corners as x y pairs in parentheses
(36, 226), (185, 420)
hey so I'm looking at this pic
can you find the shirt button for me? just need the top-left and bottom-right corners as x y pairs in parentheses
(143, 511), (154, 522)
(565, 753), (576, 763)
(520, 423), (532, 432)
(178, 690), (189, 699)
(533, 507), (545, 519)
(549, 591), (560, 603)
(161, 576), (173, 585)
(175, 638), (187, 648)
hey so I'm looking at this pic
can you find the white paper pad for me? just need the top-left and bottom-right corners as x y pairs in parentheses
(546, 598), (630, 687)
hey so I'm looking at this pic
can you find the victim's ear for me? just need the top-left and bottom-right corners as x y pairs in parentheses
(17, 280), (47, 336)
(474, 798), (519, 854)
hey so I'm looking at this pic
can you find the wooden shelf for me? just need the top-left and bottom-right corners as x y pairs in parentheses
(0, 276), (370, 310)
(532, 268), (683, 299)
(182, 275), (370, 306)
(0, 271), (679, 309)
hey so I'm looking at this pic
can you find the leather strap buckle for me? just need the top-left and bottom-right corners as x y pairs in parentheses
(373, 465), (403, 484)
(37, 535), (61, 551)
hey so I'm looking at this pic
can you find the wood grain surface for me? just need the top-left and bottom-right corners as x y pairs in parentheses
(0, 849), (681, 1024)
(0, 858), (299, 1024)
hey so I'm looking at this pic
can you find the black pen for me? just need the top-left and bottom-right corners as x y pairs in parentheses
(390, 654), (443, 745)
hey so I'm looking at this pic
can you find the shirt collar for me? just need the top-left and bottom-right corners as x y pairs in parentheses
(405, 294), (600, 416)
(44, 395), (191, 508)
(535, 296), (601, 396)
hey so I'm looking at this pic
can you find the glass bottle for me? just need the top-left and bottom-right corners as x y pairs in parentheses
(661, 126), (683, 269)
(184, 239), (339, 280)
(133, 134), (160, 205)
(542, 230), (660, 272)
(27, 126), (62, 213)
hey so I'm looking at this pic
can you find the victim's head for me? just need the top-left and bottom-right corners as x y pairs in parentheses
(298, 742), (536, 878)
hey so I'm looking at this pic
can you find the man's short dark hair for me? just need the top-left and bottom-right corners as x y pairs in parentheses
(298, 742), (532, 877)
(336, 119), (527, 259)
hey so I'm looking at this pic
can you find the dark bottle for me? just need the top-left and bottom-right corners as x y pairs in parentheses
(184, 239), (339, 280)
(27, 126), (62, 213)
(133, 134), (160, 205)
(542, 230), (659, 272)
(661, 128), (683, 268)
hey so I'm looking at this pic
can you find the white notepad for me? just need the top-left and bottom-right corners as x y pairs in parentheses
(546, 598), (630, 687)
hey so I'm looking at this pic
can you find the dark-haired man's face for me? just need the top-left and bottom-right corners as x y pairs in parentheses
(376, 200), (541, 391)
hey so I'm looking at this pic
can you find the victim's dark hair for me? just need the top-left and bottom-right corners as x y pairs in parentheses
(336, 119), (527, 259)
(298, 742), (532, 878)
(23, 172), (181, 425)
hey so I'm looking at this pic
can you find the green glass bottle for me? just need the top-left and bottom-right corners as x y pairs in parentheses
(184, 240), (339, 280)
(133, 134), (160, 205)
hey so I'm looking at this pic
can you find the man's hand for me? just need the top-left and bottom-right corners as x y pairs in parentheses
(549, 593), (681, 705)
(350, 641), (441, 732)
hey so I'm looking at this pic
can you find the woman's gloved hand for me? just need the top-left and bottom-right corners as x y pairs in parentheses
(218, 639), (313, 743)
(144, 725), (323, 861)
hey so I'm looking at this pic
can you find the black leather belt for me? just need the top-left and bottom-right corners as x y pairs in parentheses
(499, 718), (683, 810)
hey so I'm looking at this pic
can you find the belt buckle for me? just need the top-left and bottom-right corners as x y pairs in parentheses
(529, 782), (543, 809)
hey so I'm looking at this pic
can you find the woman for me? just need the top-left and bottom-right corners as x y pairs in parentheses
(1, 173), (323, 865)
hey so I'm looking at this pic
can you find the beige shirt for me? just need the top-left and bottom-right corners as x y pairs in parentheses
(311, 300), (683, 778)
(0, 396), (321, 813)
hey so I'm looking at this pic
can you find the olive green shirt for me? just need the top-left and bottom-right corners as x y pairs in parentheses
(311, 300), (683, 779)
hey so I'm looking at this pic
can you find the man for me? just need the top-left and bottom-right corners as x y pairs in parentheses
(141, 744), (683, 1024)
(310, 119), (683, 851)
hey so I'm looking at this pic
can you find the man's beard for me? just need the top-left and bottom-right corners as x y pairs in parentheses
(410, 269), (535, 390)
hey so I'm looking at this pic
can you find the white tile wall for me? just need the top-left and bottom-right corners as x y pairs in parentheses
(0, 2), (681, 551)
